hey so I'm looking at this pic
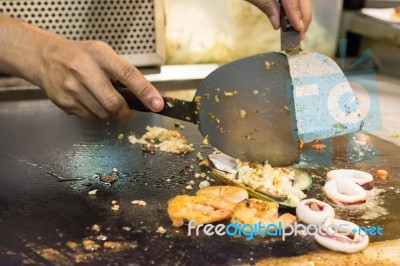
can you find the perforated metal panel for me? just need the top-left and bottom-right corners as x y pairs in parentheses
(1, 0), (165, 66)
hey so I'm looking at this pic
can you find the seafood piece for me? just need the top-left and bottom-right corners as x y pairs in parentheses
(167, 195), (232, 227)
(375, 169), (388, 179)
(277, 213), (297, 227)
(231, 199), (296, 232)
(209, 153), (312, 207)
(312, 143), (326, 150)
(327, 169), (374, 190)
(315, 217), (369, 253)
(196, 186), (248, 207)
(296, 198), (335, 225)
(209, 153), (238, 177)
(232, 199), (279, 226)
(324, 180), (367, 208)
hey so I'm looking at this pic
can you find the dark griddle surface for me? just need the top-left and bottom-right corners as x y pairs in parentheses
(0, 99), (399, 265)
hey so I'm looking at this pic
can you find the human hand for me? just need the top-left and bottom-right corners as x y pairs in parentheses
(38, 39), (164, 120)
(245, 0), (312, 39)
(0, 14), (163, 120)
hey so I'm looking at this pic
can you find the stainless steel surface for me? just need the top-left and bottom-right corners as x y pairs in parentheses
(195, 52), (299, 166)
(280, 9), (362, 142)
(279, 0), (301, 52)
(0, 0), (166, 66)
(117, 56), (300, 166)
(341, 11), (400, 78)
(355, 73), (400, 147)
(342, 11), (400, 46)
(287, 51), (363, 142)
(366, 0), (400, 8)
(0, 65), (219, 95)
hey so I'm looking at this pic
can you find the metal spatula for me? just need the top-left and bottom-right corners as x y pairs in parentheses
(117, 3), (362, 166)
(278, 1), (363, 145)
(116, 52), (298, 166)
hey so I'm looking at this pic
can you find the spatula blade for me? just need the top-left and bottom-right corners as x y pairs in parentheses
(287, 52), (363, 142)
(195, 52), (299, 166)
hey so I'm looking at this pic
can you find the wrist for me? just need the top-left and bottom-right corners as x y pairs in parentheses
(0, 14), (62, 86)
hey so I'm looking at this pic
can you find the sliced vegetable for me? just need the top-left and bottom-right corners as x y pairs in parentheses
(292, 168), (313, 190)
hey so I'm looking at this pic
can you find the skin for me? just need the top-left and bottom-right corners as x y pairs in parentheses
(246, 0), (312, 40)
(0, 1), (312, 120)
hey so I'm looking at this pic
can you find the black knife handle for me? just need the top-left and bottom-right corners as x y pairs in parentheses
(115, 86), (152, 112)
(115, 87), (199, 124)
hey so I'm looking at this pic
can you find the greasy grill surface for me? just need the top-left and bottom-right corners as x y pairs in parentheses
(0, 99), (399, 265)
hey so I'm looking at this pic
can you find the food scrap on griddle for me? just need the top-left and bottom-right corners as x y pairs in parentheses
(128, 126), (194, 154)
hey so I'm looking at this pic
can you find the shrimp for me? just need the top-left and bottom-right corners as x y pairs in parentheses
(196, 186), (249, 210)
(167, 186), (248, 227)
(231, 199), (296, 233)
(167, 195), (232, 227)
(232, 199), (279, 226)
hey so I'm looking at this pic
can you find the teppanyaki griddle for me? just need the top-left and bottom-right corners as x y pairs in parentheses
(0, 99), (399, 265)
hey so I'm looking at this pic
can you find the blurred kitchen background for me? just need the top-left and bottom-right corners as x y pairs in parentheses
(164, 0), (339, 63)
(0, 0), (399, 144)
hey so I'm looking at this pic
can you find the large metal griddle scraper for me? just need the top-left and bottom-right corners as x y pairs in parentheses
(117, 2), (362, 166)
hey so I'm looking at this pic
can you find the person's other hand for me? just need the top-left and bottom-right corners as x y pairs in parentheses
(39, 39), (164, 120)
(245, 0), (312, 39)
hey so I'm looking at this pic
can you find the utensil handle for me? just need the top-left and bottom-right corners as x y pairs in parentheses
(115, 87), (198, 124)
(279, 0), (301, 52)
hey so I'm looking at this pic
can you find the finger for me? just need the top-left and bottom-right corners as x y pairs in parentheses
(72, 105), (98, 120)
(86, 74), (133, 120)
(299, 0), (312, 33)
(71, 60), (132, 120)
(282, 0), (305, 33)
(63, 77), (109, 119)
(245, 0), (280, 29)
(118, 64), (164, 112)
(54, 95), (98, 120)
(101, 59), (163, 112)
(72, 78), (132, 121)
(67, 78), (111, 120)
(115, 102), (133, 121)
(88, 43), (163, 112)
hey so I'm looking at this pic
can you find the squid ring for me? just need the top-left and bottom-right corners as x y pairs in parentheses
(324, 180), (367, 207)
(296, 198), (335, 225)
(315, 217), (369, 253)
(327, 169), (374, 190)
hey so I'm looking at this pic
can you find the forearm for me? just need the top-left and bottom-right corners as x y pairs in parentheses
(0, 13), (60, 86)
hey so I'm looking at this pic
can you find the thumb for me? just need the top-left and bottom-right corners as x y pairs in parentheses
(245, 0), (280, 29)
